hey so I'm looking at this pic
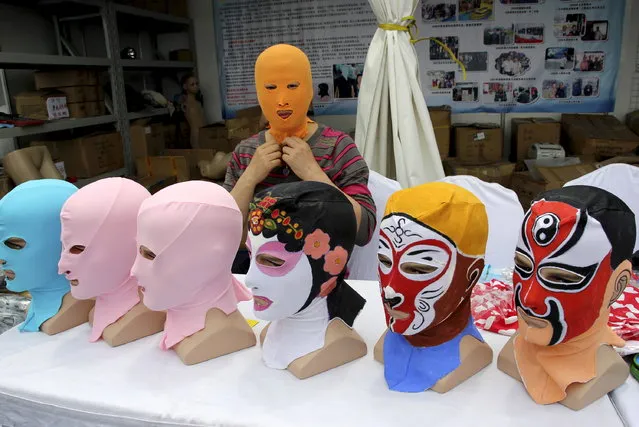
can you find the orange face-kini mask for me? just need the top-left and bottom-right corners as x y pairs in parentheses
(254, 44), (314, 143)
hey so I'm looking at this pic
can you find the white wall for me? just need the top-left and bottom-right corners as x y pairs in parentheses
(195, 1), (639, 159)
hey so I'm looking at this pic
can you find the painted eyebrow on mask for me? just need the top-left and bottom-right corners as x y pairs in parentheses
(407, 249), (438, 257)
(379, 239), (390, 249)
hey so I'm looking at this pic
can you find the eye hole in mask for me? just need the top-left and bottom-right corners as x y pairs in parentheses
(287, 81), (300, 90)
(265, 83), (277, 90)
(4, 237), (26, 250)
(400, 262), (438, 275)
(70, 245), (86, 255)
(378, 253), (392, 269)
(515, 250), (534, 275)
(257, 253), (285, 268)
(139, 245), (156, 261)
(538, 266), (584, 284)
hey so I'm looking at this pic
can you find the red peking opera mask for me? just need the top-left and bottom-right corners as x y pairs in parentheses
(514, 199), (614, 345)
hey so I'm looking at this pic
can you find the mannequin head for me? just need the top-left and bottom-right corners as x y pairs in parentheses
(131, 181), (242, 311)
(181, 73), (199, 96)
(58, 178), (150, 300)
(254, 44), (313, 142)
(378, 182), (487, 339)
(0, 179), (77, 293)
(245, 181), (356, 321)
(514, 185), (635, 346)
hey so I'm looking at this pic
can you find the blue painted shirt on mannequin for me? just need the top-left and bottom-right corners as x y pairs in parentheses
(383, 318), (484, 392)
(0, 179), (77, 332)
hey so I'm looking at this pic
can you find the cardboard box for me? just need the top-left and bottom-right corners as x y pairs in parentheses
(167, 0), (188, 17)
(0, 174), (13, 199)
(626, 110), (639, 136)
(32, 132), (124, 178)
(510, 163), (597, 208)
(443, 160), (515, 187)
(68, 101), (105, 118)
(169, 49), (193, 62)
(198, 124), (236, 152)
(34, 70), (98, 89)
(15, 91), (68, 121)
(454, 124), (503, 165)
(136, 156), (189, 182)
(130, 120), (165, 159)
(562, 114), (639, 158)
(511, 118), (561, 162)
(429, 106), (451, 158)
(163, 149), (215, 179)
(143, 0), (166, 13)
(56, 86), (103, 103)
(137, 175), (177, 194)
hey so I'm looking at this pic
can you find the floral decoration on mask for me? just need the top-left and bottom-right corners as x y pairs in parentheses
(249, 194), (304, 239)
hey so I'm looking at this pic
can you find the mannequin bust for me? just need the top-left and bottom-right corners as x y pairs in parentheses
(373, 182), (492, 393)
(245, 181), (367, 379)
(497, 185), (633, 410)
(198, 152), (232, 181)
(3, 146), (62, 185)
(180, 73), (205, 149)
(132, 180), (255, 365)
(58, 178), (166, 347)
(0, 179), (93, 334)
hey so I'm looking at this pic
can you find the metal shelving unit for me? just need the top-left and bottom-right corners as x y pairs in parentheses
(0, 0), (196, 181)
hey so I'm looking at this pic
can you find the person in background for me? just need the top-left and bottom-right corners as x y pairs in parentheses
(224, 44), (376, 273)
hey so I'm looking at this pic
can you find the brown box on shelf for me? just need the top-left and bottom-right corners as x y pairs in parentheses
(68, 101), (105, 118)
(510, 163), (597, 208)
(163, 123), (177, 146)
(163, 149), (215, 180)
(454, 124), (503, 165)
(136, 156), (189, 182)
(34, 70), (98, 89)
(169, 49), (193, 62)
(143, 0), (166, 13)
(32, 132), (124, 178)
(429, 106), (452, 159)
(15, 91), (68, 121)
(56, 86), (103, 103)
(130, 120), (165, 159)
(511, 118), (561, 161)
(443, 160), (516, 187)
(198, 124), (234, 152)
(167, 0), (188, 17)
(137, 175), (177, 194)
(561, 114), (639, 158)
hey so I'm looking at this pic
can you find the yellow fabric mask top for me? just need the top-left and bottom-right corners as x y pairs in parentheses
(254, 44), (314, 143)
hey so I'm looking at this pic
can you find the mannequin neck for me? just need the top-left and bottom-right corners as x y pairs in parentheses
(167, 273), (237, 319)
(95, 275), (139, 307)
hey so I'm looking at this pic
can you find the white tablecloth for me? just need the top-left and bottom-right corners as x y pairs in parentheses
(611, 376), (639, 427)
(0, 278), (625, 427)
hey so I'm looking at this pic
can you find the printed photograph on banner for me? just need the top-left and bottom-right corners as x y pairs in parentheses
(452, 82), (479, 102)
(332, 63), (363, 99)
(514, 23), (544, 44)
(458, 0), (494, 21)
(542, 80), (571, 99)
(483, 82), (512, 103)
(459, 52), (488, 72)
(422, 1), (457, 22)
(495, 51), (531, 77)
(513, 85), (540, 104)
(427, 71), (455, 90)
(429, 37), (460, 61)
(574, 51), (605, 72)
(500, 0), (544, 3)
(572, 77), (600, 97)
(484, 25), (515, 45)
(544, 47), (575, 70)
(553, 13), (585, 38)
(582, 21), (608, 41)
(314, 82), (333, 103)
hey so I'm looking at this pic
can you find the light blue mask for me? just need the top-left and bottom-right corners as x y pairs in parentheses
(0, 179), (77, 332)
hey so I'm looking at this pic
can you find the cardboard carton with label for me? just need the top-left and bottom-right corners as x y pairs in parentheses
(562, 114), (639, 159)
(429, 106), (452, 159)
(511, 118), (561, 162)
(454, 124), (503, 165)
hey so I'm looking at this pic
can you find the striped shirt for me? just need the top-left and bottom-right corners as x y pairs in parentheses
(223, 124), (376, 246)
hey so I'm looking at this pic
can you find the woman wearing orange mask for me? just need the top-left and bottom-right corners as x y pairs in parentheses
(223, 44), (376, 272)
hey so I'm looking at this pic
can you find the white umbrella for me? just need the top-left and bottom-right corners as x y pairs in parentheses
(356, 1), (455, 188)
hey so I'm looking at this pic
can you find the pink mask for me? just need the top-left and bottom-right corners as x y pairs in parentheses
(131, 181), (252, 350)
(59, 178), (150, 342)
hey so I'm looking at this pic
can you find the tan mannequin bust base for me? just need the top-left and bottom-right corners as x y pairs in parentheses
(374, 329), (493, 393)
(260, 318), (367, 380)
(172, 308), (256, 366)
(3, 146), (62, 185)
(40, 292), (94, 335)
(497, 335), (628, 411)
(88, 299), (166, 347)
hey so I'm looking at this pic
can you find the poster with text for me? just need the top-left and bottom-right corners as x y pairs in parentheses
(213, 0), (625, 117)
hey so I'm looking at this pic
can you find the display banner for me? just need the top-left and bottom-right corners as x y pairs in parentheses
(213, 0), (625, 117)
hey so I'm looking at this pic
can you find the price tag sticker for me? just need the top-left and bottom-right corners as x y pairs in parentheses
(474, 132), (486, 141)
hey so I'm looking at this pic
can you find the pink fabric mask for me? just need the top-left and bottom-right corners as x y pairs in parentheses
(131, 181), (252, 350)
(59, 178), (150, 342)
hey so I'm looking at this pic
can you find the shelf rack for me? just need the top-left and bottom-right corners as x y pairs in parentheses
(0, 0), (196, 184)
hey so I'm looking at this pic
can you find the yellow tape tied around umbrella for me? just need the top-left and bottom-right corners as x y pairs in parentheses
(378, 15), (467, 81)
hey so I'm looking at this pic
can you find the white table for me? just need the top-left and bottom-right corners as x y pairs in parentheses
(0, 278), (625, 427)
(611, 376), (639, 427)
